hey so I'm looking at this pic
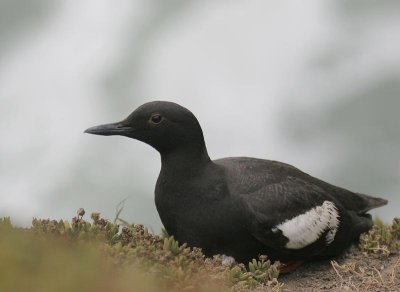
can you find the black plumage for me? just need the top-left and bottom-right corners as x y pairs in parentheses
(85, 101), (388, 263)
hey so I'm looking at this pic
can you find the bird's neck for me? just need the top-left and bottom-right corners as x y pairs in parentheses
(160, 145), (211, 177)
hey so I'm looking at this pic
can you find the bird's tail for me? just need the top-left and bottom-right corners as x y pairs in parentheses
(356, 193), (388, 214)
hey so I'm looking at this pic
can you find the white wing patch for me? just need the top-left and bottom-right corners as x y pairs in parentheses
(272, 201), (340, 249)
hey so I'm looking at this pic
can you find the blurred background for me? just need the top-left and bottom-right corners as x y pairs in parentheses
(0, 0), (399, 231)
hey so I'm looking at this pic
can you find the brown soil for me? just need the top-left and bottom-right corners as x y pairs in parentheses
(280, 248), (400, 291)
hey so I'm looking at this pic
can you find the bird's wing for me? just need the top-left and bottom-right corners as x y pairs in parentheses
(215, 157), (357, 253)
(240, 177), (341, 252)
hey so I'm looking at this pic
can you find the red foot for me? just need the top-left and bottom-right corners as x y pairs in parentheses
(279, 260), (304, 273)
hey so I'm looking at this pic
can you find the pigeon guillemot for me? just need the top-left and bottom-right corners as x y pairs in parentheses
(85, 101), (388, 269)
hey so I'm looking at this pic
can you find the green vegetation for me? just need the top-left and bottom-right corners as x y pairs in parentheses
(1, 211), (399, 292)
(359, 217), (400, 255)
(0, 210), (281, 292)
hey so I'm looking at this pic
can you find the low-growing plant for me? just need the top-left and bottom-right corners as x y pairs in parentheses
(0, 210), (284, 292)
(228, 256), (281, 290)
(359, 217), (400, 255)
(5, 211), (397, 291)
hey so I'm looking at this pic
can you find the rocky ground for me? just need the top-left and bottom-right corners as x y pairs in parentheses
(281, 249), (400, 291)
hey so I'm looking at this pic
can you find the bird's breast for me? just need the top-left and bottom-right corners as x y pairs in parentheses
(154, 177), (239, 250)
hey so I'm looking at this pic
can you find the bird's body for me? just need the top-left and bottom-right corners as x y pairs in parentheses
(155, 155), (382, 262)
(85, 101), (388, 265)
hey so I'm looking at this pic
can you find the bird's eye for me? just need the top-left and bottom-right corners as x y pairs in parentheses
(150, 114), (163, 124)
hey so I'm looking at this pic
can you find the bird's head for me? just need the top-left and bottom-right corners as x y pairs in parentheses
(85, 101), (206, 154)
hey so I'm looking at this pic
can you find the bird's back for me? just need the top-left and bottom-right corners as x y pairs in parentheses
(214, 156), (387, 215)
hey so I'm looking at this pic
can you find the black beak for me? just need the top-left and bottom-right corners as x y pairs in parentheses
(84, 121), (133, 136)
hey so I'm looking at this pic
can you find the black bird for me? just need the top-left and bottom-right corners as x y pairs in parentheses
(85, 101), (387, 271)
